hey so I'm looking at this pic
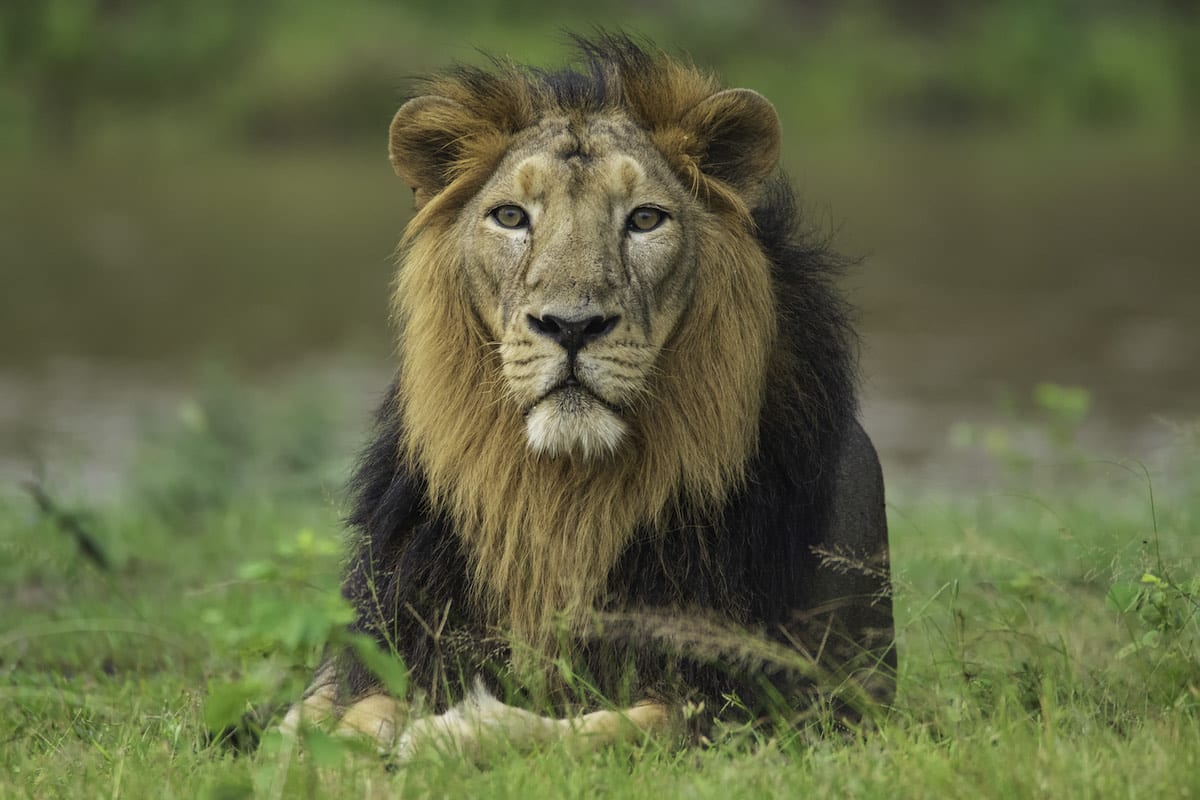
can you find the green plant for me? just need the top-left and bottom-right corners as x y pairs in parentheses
(202, 528), (408, 754)
(1107, 571), (1200, 707)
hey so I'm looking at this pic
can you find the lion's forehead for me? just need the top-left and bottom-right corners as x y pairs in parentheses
(517, 112), (659, 162)
(488, 114), (680, 209)
(512, 154), (645, 207)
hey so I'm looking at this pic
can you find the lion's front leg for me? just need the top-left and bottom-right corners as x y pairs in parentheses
(279, 663), (407, 753)
(280, 691), (405, 753)
(277, 666), (338, 739)
(334, 693), (406, 748)
(394, 681), (673, 764)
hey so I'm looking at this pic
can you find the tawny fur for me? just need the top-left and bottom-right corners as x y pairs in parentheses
(388, 42), (782, 654)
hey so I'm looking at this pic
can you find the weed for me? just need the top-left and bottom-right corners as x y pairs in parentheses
(1107, 571), (1200, 708)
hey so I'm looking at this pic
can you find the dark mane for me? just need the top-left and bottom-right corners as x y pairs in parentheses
(430, 33), (678, 116)
(537, 32), (661, 111)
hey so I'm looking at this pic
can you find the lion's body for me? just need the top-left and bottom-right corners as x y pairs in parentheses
(284, 35), (895, 760)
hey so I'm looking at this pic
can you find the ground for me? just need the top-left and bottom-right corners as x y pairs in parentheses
(1, 378), (1198, 799)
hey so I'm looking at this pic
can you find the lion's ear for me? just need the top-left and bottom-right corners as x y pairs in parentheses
(680, 88), (782, 200)
(389, 95), (485, 209)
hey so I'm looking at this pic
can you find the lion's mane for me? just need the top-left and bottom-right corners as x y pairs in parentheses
(339, 35), (860, 710)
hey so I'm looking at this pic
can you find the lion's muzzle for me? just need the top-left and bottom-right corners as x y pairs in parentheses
(515, 309), (632, 458)
(526, 312), (621, 358)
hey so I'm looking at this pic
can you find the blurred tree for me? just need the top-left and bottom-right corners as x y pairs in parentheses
(0, 0), (274, 152)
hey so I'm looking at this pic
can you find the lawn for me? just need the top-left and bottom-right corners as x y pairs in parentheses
(2, 378), (1197, 798)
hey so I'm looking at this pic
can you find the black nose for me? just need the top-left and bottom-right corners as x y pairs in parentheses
(527, 313), (620, 355)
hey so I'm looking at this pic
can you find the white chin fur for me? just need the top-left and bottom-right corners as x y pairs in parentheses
(525, 392), (626, 459)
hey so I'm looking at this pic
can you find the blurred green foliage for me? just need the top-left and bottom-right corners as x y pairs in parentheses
(0, 0), (274, 150)
(949, 383), (1094, 477)
(130, 366), (346, 522)
(1, 0), (1198, 155)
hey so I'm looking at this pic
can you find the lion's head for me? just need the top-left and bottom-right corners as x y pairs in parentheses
(386, 36), (789, 647)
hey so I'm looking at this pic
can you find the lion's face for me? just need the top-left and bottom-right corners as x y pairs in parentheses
(387, 50), (784, 495)
(454, 114), (701, 458)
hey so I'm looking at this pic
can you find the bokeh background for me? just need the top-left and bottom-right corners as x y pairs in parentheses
(2, 0), (1198, 495)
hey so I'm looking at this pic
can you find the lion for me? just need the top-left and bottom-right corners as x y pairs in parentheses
(279, 34), (895, 762)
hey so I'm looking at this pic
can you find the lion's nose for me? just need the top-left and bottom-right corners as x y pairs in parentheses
(527, 313), (620, 355)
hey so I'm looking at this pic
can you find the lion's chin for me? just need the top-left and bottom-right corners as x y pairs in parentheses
(524, 388), (627, 459)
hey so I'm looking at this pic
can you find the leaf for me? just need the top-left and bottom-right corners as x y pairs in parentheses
(300, 727), (347, 769)
(322, 596), (357, 629)
(204, 680), (259, 731)
(346, 634), (408, 697)
(1106, 582), (1141, 613)
(1033, 383), (1091, 420)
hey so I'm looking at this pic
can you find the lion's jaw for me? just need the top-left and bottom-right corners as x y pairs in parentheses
(524, 391), (625, 459)
(460, 115), (701, 460)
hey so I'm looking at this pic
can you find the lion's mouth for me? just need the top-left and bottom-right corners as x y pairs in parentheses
(538, 379), (624, 417)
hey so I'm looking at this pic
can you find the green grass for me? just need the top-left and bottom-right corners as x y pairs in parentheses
(2, 379), (1198, 798)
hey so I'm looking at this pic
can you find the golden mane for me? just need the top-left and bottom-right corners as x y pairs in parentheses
(389, 40), (779, 652)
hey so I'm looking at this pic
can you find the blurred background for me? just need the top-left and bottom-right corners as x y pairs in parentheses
(1, 0), (1197, 496)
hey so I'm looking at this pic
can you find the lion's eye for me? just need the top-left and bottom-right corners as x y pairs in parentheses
(490, 205), (529, 229)
(627, 206), (667, 233)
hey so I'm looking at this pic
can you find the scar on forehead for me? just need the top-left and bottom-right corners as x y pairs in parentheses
(558, 130), (593, 163)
